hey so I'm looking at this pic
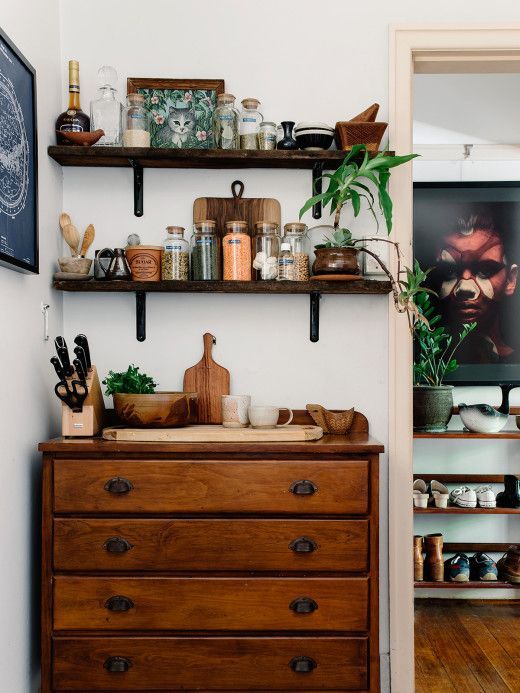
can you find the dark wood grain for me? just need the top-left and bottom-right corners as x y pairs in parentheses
(127, 77), (225, 95)
(41, 455), (53, 693)
(414, 429), (520, 439)
(183, 333), (229, 424)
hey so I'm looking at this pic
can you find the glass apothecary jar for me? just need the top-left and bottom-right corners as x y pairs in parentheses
(122, 93), (150, 147)
(282, 222), (310, 281)
(90, 66), (122, 145)
(223, 221), (251, 281)
(239, 98), (263, 150)
(190, 220), (221, 280)
(213, 93), (239, 149)
(252, 221), (280, 280)
(162, 226), (189, 280)
(258, 121), (277, 150)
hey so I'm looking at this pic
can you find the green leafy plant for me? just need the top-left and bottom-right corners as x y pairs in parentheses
(413, 292), (477, 386)
(315, 228), (356, 249)
(103, 365), (157, 396)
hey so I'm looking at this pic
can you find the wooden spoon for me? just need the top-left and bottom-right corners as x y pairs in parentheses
(62, 223), (80, 256)
(59, 212), (72, 230)
(79, 224), (95, 257)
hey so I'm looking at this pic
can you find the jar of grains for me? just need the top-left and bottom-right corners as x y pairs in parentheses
(223, 220), (251, 280)
(162, 226), (189, 280)
(190, 220), (221, 280)
(239, 98), (263, 149)
(213, 93), (239, 149)
(258, 121), (277, 150)
(282, 222), (310, 281)
(122, 93), (150, 147)
(252, 221), (281, 280)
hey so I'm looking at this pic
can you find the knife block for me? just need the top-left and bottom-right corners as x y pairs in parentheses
(61, 365), (105, 437)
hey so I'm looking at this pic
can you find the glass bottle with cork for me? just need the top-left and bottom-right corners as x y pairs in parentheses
(213, 94), (239, 149)
(223, 221), (251, 280)
(190, 220), (221, 280)
(56, 60), (90, 144)
(282, 222), (310, 281)
(252, 221), (280, 280)
(239, 98), (263, 150)
(162, 226), (189, 280)
(122, 94), (150, 147)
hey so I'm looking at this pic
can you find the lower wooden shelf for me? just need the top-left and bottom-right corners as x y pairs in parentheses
(414, 507), (520, 514)
(415, 581), (518, 589)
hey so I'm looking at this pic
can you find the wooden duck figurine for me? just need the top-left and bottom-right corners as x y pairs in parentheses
(458, 384), (515, 433)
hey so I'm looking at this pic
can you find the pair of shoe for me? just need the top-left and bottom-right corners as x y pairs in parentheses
(445, 552), (498, 582)
(449, 485), (496, 508)
(497, 545), (520, 583)
(496, 475), (520, 509)
(414, 534), (444, 581)
(413, 479), (449, 508)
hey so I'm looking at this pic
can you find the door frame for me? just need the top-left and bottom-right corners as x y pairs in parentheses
(388, 25), (520, 693)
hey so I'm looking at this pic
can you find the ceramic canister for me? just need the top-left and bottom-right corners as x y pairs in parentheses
(125, 245), (162, 281)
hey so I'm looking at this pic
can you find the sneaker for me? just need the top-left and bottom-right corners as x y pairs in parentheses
(497, 545), (520, 584)
(474, 485), (496, 508)
(470, 552), (498, 581)
(444, 553), (470, 582)
(428, 480), (449, 508)
(413, 479), (428, 508)
(449, 486), (477, 508)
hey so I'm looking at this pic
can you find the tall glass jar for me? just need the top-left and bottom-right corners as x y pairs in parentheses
(252, 221), (280, 280)
(122, 93), (150, 147)
(162, 226), (189, 280)
(190, 220), (221, 280)
(282, 222), (310, 281)
(239, 98), (263, 150)
(258, 121), (277, 150)
(90, 66), (122, 145)
(213, 93), (239, 149)
(223, 221), (251, 281)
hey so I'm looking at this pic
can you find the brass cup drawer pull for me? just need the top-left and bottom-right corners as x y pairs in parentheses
(289, 656), (317, 673)
(104, 595), (134, 612)
(104, 656), (132, 673)
(104, 476), (134, 494)
(103, 536), (134, 553)
(289, 536), (317, 554)
(289, 479), (317, 496)
(289, 597), (318, 614)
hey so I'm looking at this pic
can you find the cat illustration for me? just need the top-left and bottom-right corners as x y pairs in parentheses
(157, 106), (196, 147)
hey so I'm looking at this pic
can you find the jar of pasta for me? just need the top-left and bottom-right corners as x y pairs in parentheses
(223, 221), (251, 281)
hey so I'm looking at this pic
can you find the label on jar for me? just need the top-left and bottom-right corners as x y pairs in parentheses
(218, 114), (233, 121)
(130, 113), (145, 120)
(240, 116), (259, 134)
(195, 237), (214, 245)
(279, 258), (294, 266)
(165, 243), (184, 251)
(226, 238), (242, 245)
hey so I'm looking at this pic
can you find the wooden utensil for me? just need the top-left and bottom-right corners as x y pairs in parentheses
(62, 223), (80, 256)
(79, 224), (95, 257)
(59, 212), (72, 230)
(102, 424), (323, 443)
(183, 333), (230, 424)
(193, 181), (281, 237)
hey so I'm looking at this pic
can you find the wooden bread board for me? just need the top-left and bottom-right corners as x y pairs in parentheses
(183, 333), (230, 424)
(102, 424), (323, 443)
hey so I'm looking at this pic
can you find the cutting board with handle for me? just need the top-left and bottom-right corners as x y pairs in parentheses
(193, 181), (281, 237)
(183, 333), (230, 424)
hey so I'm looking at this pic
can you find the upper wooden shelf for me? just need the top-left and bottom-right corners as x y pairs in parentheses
(414, 429), (520, 439)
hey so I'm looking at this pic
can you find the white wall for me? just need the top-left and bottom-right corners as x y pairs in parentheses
(0, 3), (63, 691)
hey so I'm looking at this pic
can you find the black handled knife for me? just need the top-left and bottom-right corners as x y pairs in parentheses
(74, 334), (91, 370)
(57, 346), (74, 378)
(74, 345), (88, 378)
(50, 356), (65, 381)
(73, 358), (86, 384)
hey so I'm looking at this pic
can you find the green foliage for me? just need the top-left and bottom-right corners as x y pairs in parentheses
(413, 292), (477, 386)
(315, 228), (356, 249)
(103, 365), (157, 396)
(299, 144), (418, 233)
(398, 260), (435, 309)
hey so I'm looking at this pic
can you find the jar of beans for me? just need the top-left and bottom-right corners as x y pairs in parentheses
(162, 226), (189, 280)
(190, 220), (221, 280)
(252, 221), (281, 280)
(223, 221), (251, 280)
(282, 222), (310, 281)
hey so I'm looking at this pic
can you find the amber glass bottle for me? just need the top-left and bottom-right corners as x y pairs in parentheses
(55, 60), (90, 144)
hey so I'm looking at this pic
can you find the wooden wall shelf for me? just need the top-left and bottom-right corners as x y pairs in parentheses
(414, 507), (519, 515)
(414, 429), (520, 439)
(415, 581), (518, 589)
(413, 474), (506, 483)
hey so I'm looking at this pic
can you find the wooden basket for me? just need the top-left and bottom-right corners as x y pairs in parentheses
(349, 103), (380, 123)
(335, 121), (388, 152)
(306, 404), (355, 435)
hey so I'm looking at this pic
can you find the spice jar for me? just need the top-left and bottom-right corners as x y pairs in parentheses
(258, 122), (277, 150)
(162, 226), (189, 280)
(223, 221), (251, 281)
(239, 98), (263, 150)
(213, 93), (239, 149)
(282, 222), (310, 281)
(122, 93), (150, 147)
(190, 220), (221, 280)
(252, 221), (280, 280)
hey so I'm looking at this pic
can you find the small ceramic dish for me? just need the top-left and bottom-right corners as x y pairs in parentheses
(57, 129), (104, 146)
(58, 257), (93, 275)
(294, 122), (334, 151)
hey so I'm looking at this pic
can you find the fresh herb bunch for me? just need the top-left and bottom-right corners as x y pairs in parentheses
(413, 292), (477, 386)
(315, 228), (356, 249)
(103, 365), (157, 396)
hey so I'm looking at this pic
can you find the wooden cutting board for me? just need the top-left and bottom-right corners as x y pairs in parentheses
(183, 333), (230, 424)
(102, 425), (323, 442)
(193, 181), (281, 237)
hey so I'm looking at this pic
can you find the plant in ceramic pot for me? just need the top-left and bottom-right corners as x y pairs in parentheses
(313, 227), (360, 275)
(413, 292), (476, 432)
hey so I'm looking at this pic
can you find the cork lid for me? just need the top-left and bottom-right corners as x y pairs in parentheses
(218, 93), (236, 102)
(127, 93), (145, 104)
(166, 226), (185, 234)
(255, 220), (279, 233)
(284, 222), (307, 233)
(242, 98), (260, 109)
(194, 220), (217, 232)
(225, 220), (248, 229)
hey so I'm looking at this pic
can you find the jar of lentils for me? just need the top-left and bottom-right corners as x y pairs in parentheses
(190, 220), (221, 280)
(162, 226), (189, 280)
(223, 221), (251, 280)
(282, 222), (310, 281)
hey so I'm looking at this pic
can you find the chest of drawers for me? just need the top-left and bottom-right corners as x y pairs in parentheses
(40, 433), (383, 692)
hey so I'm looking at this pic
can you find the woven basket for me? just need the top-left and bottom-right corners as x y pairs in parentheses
(349, 103), (380, 123)
(335, 121), (388, 152)
(306, 404), (355, 435)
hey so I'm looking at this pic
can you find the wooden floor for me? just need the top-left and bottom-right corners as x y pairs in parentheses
(415, 599), (520, 692)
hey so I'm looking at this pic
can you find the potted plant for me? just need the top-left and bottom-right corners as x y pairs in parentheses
(413, 292), (476, 432)
(313, 228), (360, 275)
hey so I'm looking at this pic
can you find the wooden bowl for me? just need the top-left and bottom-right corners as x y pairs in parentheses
(113, 392), (198, 428)
(58, 256), (93, 275)
(57, 129), (105, 146)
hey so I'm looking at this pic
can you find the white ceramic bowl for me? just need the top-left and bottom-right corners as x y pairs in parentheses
(294, 122), (335, 151)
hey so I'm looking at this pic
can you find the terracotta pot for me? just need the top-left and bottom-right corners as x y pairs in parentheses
(312, 247), (360, 275)
(413, 385), (454, 432)
(114, 392), (198, 428)
(125, 245), (162, 281)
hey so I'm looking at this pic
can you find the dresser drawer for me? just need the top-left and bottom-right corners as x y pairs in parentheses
(54, 576), (369, 632)
(53, 459), (369, 515)
(54, 518), (369, 573)
(53, 636), (369, 690)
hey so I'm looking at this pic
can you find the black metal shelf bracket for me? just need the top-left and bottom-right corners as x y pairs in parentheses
(136, 291), (146, 341)
(312, 162), (324, 219)
(310, 291), (321, 342)
(129, 159), (143, 217)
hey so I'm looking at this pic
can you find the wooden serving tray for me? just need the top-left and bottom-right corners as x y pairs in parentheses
(102, 424), (323, 443)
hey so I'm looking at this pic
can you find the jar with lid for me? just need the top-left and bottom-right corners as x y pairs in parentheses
(282, 222), (310, 281)
(162, 226), (189, 280)
(122, 93), (150, 147)
(278, 243), (295, 281)
(223, 221), (251, 281)
(252, 221), (280, 280)
(190, 220), (221, 280)
(239, 98), (263, 150)
(258, 122), (277, 150)
(90, 66), (122, 145)
(213, 93), (239, 149)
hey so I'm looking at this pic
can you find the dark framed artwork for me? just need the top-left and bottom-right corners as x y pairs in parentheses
(0, 27), (38, 273)
(127, 78), (224, 149)
(414, 182), (520, 385)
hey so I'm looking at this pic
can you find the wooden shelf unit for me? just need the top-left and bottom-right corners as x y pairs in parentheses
(413, 474), (506, 483)
(415, 581), (518, 589)
(414, 429), (520, 439)
(414, 507), (519, 515)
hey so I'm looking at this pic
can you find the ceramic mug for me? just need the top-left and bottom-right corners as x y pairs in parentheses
(248, 405), (293, 429)
(222, 395), (251, 428)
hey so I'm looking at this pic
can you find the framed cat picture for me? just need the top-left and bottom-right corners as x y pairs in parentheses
(127, 78), (224, 149)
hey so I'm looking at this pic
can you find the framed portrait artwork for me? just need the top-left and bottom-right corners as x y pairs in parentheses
(414, 182), (520, 385)
(127, 78), (224, 149)
(0, 27), (38, 273)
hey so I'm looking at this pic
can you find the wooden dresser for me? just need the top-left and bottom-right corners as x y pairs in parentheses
(40, 432), (383, 692)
